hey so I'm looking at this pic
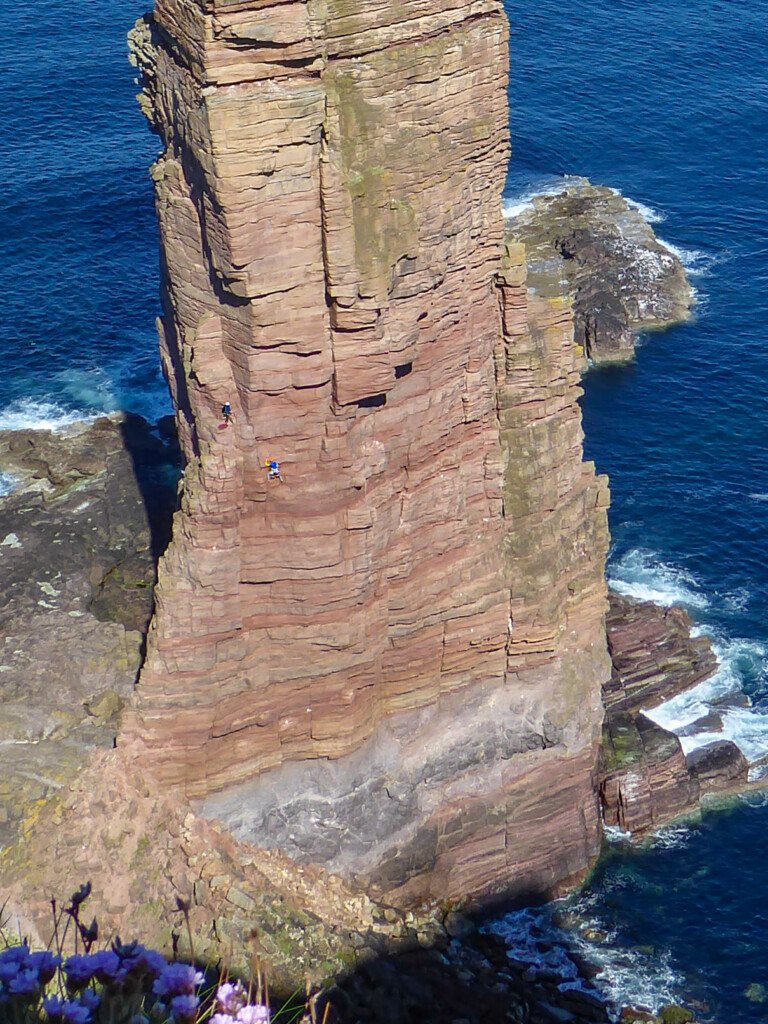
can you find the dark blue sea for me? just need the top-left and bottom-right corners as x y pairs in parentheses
(4, 0), (768, 1018)
(0, 0), (166, 441)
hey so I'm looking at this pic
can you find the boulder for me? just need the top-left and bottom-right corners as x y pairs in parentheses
(685, 740), (749, 792)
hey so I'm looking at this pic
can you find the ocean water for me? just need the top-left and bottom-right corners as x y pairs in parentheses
(0, 0), (168, 428)
(500, 0), (768, 1018)
(5, 0), (768, 1019)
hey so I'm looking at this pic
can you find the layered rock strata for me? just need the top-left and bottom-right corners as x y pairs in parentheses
(600, 594), (748, 834)
(126, 0), (611, 905)
(505, 180), (694, 364)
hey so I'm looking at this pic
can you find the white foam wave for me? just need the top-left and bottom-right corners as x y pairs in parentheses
(483, 908), (585, 985)
(0, 471), (17, 498)
(564, 889), (686, 1014)
(644, 635), (768, 763)
(625, 197), (667, 224)
(655, 237), (719, 276)
(502, 174), (585, 220)
(0, 399), (95, 433)
(748, 492), (768, 503)
(576, 939), (681, 1014)
(53, 365), (172, 424)
(610, 548), (768, 764)
(647, 823), (697, 851)
(608, 549), (709, 610)
(487, 902), (683, 1018)
(722, 586), (751, 613)
(602, 823), (632, 844)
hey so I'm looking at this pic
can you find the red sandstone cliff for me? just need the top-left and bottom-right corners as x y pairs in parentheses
(125, 0), (611, 905)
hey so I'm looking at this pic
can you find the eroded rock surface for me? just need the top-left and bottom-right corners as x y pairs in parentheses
(124, 0), (611, 906)
(600, 593), (749, 834)
(505, 181), (694, 364)
(0, 415), (177, 847)
(604, 593), (718, 714)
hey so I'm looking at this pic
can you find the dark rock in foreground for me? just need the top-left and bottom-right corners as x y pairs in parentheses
(505, 180), (694, 364)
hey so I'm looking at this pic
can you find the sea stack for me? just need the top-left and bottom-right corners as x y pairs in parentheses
(126, 0), (611, 906)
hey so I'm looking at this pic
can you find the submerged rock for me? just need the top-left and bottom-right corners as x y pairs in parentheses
(505, 179), (694, 364)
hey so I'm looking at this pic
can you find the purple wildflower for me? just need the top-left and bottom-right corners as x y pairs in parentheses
(44, 996), (93, 1023)
(87, 950), (121, 984)
(137, 947), (167, 979)
(236, 1005), (271, 1024)
(210, 1016), (234, 1024)
(8, 967), (41, 997)
(0, 961), (20, 985)
(153, 962), (204, 998)
(27, 950), (62, 984)
(216, 981), (246, 1013)
(0, 945), (29, 963)
(169, 992), (200, 1023)
(43, 995), (65, 1018)
(63, 954), (98, 990)
(79, 989), (101, 1012)
(0, 945), (28, 983)
(62, 1001), (92, 1024)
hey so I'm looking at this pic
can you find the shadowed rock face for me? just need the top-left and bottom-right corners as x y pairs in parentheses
(125, 0), (611, 905)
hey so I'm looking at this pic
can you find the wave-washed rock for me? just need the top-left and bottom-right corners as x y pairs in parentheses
(600, 593), (748, 834)
(505, 180), (694, 364)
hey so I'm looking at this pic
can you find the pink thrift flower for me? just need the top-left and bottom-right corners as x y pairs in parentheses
(216, 981), (244, 1012)
(236, 1005), (270, 1024)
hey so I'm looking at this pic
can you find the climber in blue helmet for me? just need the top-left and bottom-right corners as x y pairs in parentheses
(266, 458), (284, 482)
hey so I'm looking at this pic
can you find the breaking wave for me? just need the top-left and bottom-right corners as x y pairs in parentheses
(0, 471), (17, 497)
(610, 549), (768, 766)
(625, 197), (667, 224)
(486, 902), (683, 1019)
(608, 549), (709, 610)
(655, 237), (723, 276)
(502, 173), (587, 220)
(0, 399), (95, 433)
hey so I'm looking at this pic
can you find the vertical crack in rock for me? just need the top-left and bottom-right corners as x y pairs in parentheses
(126, 0), (611, 906)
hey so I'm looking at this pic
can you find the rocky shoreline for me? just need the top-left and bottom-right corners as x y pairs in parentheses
(0, 413), (178, 848)
(600, 592), (761, 836)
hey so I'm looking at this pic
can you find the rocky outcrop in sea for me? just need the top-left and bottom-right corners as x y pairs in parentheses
(505, 181), (694, 364)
